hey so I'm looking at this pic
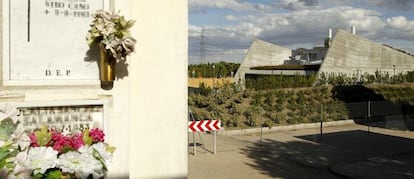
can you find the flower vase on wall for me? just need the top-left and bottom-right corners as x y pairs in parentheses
(99, 46), (116, 82)
(87, 10), (136, 88)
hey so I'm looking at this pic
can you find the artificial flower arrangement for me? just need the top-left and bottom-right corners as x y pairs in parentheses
(86, 9), (136, 61)
(0, 104), (115, 178)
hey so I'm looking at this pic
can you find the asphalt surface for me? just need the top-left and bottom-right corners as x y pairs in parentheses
(188, 123), (414, 179)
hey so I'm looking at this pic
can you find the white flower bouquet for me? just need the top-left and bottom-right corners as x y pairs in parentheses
(0, 104), (115, 178)
(86, 10), (136, 61)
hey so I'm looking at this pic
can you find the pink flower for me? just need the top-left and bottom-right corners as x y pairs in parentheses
(70, 133), (84, 150)
(29, 133), (39, 147)
(51, 131), (70, 153)
(89, 128), (105, 143)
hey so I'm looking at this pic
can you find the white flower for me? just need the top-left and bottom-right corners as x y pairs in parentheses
(87, 9), (136, 60)
(0, 103), (20, 123)
(58, 151), (103, 178)
(12, 151), (31, 178)
(92, 143), (113, 167)
(27, 147), (58, 175)
(95, 19), (115, 36)
(96, 10), (112, 21)
(122, 37), (136, 54)
(105, 37), (122, 59)
(78, 145), (92, 154)
(12, 125), (30, 150)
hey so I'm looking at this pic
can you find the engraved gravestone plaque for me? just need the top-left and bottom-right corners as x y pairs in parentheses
(19, 105), (103, 133)
(9, 100), (108, 133)
(2, 0), (109, 85)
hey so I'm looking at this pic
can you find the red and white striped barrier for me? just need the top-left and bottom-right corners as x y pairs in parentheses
(188, 120), (221, 132)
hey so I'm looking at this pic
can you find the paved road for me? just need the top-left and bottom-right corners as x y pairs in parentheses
(188, 124), (414, 179)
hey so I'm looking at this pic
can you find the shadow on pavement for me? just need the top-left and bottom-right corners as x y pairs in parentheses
(298, 130), (414, 158)
(241, 138), (342, 178)
(332, 85), (414, 131)
(242, 130), (414, 179)
(353, 114), (414, 131)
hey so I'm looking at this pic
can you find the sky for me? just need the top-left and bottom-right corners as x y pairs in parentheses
(189, 0), (414, 64)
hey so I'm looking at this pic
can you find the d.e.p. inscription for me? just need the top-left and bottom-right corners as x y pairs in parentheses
(3, 0), (109, 85)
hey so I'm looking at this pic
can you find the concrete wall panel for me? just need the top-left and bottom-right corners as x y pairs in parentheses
(234, 39), (291, 85)
(320, 29), (414, 75)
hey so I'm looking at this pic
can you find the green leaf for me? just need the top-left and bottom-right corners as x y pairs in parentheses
(119, 17), (127, 28)
(105, 143), (116, 153)
(125, 20), (135, 29)
(34, 126), (52, 146)
(121, 31), (129, 38)
(0, 159), (7, 171)
(45, 169), (62, 179)
(82, 129), (93, 145)
(32, 173), (44, 179)
(0, 145), (10, 151)
(0, 153), (17, 172)
(0, 118), (17, 141)
(0, 145), (13, 161)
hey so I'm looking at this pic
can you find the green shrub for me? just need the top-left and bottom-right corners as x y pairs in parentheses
(207, 102), (219, 113)
(309, 114), (321, 123)
(317, 70), (414, 86)
(214, 93), (226, 105)
(242, 90), (251, 98)
(267, 112), (288, 124)
(263, 91), (275, 106)
(188, 62), (240, 78)
(226, 115), (241, 127)
(245, 74), (317, 90)
(190, 95), (210, 108)
(234, 97), (242, 104)
(199, 82), (212, 96)
(246, 116), (258, 127)
(274, 104), (283, 113)
(262, 119), (274, 128)
(287, 116), (301, 124)
(228, 105), (241, 115)
(189, 85), (356, 129)
(407, 71), (414, 82)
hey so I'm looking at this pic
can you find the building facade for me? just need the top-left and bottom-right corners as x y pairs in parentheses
(235, 28), (414, 86)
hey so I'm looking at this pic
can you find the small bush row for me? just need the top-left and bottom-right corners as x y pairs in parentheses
(189, 84), (349, 129)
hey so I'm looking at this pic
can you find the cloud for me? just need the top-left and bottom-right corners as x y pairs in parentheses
(189, 24), (254, 63)
(189, 47), (247, 64)
(189, 3), (414, 63)
(386, 16), (412, 29)
(300, 0), (319, 6)
(189, 0), (322, 14)
(279, 0), (319, 10)
(385, 16), (414, 40)
(189, 25), (202, 37)
(217, 6), (385, 45)
(189, 0), (271, 12)
(365, 0), (414, 11)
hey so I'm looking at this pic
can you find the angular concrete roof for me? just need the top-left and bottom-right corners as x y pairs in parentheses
(234, 39), (291, 84)
(319, 29), (414, 75)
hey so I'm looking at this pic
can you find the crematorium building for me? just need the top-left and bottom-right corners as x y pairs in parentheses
(234, 27), (414, 86)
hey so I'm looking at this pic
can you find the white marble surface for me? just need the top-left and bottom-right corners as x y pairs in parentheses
(3, 0), (109, 85)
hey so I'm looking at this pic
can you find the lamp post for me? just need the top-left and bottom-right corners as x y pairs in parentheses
(393, 64), (396, 83)
(212, 65), (215, 90)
